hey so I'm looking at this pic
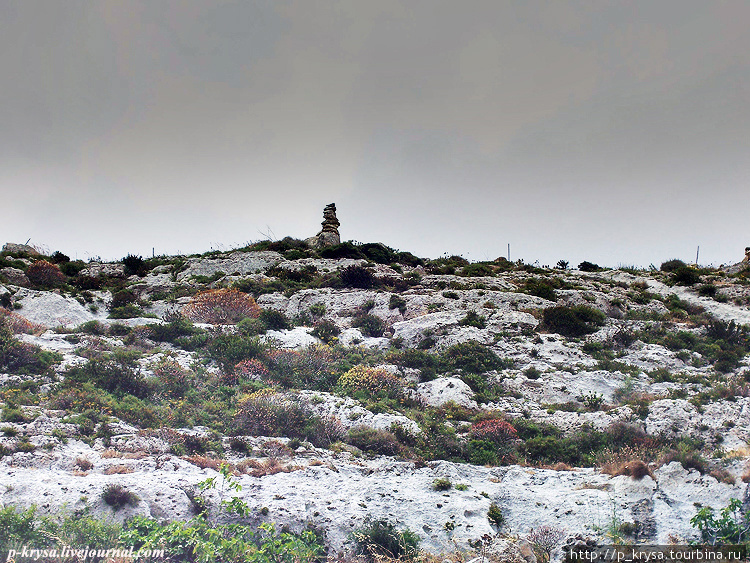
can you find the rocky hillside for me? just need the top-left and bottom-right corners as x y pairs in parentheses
(2, 240), (750, 555)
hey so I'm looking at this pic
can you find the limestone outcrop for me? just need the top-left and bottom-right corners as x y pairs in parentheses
(305, 203), (341, 249)
(2, 242), (40, 256)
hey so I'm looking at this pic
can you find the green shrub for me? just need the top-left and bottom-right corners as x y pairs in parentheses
(698, 284), (717, 297)
(147, 317), (202, 343)
(319, 242), (365, 260)
(0, 319), (60, 374)
(432, 477), (452, 491)
(389, 294), (407, 314)
(309, 303), (326, 317)
(386, 349), (438, 381)
(524, 279), (557, 301)
(2, 407), (26, 423)
(207, 334), (264, 373)
(65, 352), (151, 399)
(488, 503), (504, 528)
(353, 519), (420, 561)
(660, 259), (686, 272)
(466, 439), (499, 465)
(672, 266), (701, 286)
(542, 305), (605, 337)
(578, 261), (601, 272)
(347, 427), (403, 457)
(122, 254), (146, 276)
(459, 311), (486, 329)
(351, 313), (386, 337)
(339, 265), (375, 288)
(311, 320), (340, 344)
(461, 263), (494, 277)
(439, 341), (508, 374)
(0, 506), (122, 552)
(110, 289), (137, 309)
(102, 484), (139, 510)
(691, 498), (750, 546)
(109, 304), (147, 319)
(259, 308), (291, 331)
(358, 242), (396, 264)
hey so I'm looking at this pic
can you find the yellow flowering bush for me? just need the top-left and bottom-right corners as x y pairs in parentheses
(337, 365), (405, 400)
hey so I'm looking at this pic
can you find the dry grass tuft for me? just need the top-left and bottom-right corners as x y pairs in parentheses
(75, 457), (94, 471)
(710, 468), (736, 485)
(601, 459), (654, 480)
(184, 455), (229, 472)
(104, 464), (134, 475)
(238, 458), (302, 477)
(552, 462), (574, 471)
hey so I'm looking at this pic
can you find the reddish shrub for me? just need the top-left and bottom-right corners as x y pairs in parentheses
(26, 260), (66, 287)
(469, 419), (518, 444)
(182, 289), (260, 324)
(153, 359), (191, 398)
(0, 309), (46, 335)
(233, 358), (269, 384)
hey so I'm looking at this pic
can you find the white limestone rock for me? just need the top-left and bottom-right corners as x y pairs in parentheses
(263, 327), (319, 349)
(417, 377), (478, 409)
(11, 287), (95, 328)
(175, 251), (284, 281)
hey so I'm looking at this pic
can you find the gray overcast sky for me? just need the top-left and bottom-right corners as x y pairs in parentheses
(1, 1), (748, 267)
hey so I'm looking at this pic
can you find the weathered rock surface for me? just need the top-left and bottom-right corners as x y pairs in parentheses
(0, 267), (30, 286)
(2, 242), (40, 255)
(175, 251), (284, 282)
(78, 263), (127, 278)
(10, 288), (97, 327)
(417, 377), (478, 409)
(0, 437), (745, 553)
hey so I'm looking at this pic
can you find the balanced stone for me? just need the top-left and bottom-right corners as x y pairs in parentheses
(305, 203), (341, 249)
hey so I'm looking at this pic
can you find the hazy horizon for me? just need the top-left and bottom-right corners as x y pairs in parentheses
(2, 1), (748, 268)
